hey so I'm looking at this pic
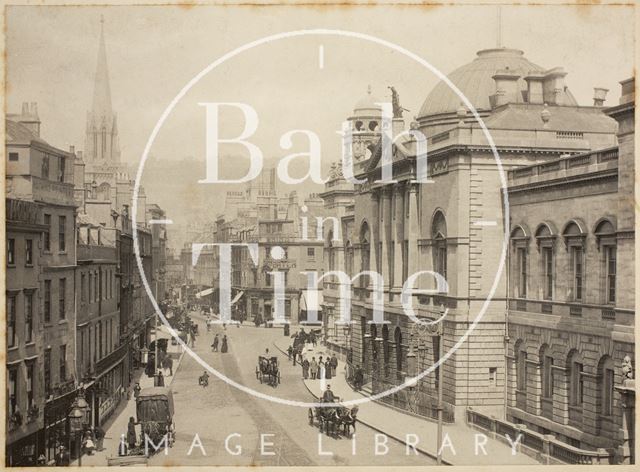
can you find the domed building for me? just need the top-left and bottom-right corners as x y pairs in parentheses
(320, 44), (623, 446)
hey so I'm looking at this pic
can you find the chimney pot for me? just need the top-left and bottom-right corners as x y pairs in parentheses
(70, 145), (76, 154)
(21, 102), (29, 115)
(30, 102), (38, 118)
(593, 87), (609, 107)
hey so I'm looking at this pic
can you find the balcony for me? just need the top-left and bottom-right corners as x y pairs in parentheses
(7, 175), (75, 207)
(78, 244), (118, 262)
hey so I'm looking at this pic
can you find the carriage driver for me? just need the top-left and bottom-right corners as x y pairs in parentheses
(322, 385), (336, 403)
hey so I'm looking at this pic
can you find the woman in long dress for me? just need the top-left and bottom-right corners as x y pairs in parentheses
(221, 335), (228, 353)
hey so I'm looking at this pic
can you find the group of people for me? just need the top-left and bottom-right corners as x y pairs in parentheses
(301, 354), (338, 380)
(51, 426), (105, 465)
(210, 333), (229, 353)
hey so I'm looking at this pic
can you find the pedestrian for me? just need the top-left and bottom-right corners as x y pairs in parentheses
(127, 417), (137, 450)
(331, 354), (338, 377)
(292, 347), (297, 366)
(163, 356), (174, 376)
(354, 365), (364, 390)
(95, 426), (105, 452)
(302, 358), (310, 379)
(221, 334), (228, 353)
(287, 345), (292, 361)
(37, 453), (46, 466)
(155, 370), (165, 387)
(325, 360), (332, 380)
(211, 334), (219, 352)
(310, 357), (318, 380)
(133, 382), (141, 399)
(318, 356), (325, 379)
(55, 446), (69, 466)
(83, 430), (96, 455)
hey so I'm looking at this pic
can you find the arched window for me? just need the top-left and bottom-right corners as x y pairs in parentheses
(432, 211), (447, 286)
(567, 350), (584, 408)
(563, 220), (587, 301)
(515, 340), (527, 393)
(540, 344), (554, 400)
(536, 223), (556, 300)
(394, 327), (403, 373)
(597, 355), (615, 419)
(595, 219), (617, 304)
(360, 222), (370, 289)
(345, 241), (354, 277)
(511, 226), (529, 298)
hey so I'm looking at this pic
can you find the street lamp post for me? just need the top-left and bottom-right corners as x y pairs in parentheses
(68, 392), (89, 467)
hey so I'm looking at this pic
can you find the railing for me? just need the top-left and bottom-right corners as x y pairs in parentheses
(507, 299), (633, 325)
(466, 407), (614, 464)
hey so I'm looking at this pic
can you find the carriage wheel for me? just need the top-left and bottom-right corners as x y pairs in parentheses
(308, 408), (314, 425)
(255, 367), (259, 379)
(277, 372), (281, 384)
(259, 373), (263, 384)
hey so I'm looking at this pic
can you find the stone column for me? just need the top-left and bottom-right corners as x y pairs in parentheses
(407, 183), (419, 277)
(380, 188), (392, 290)
(392, 185), (404, 291)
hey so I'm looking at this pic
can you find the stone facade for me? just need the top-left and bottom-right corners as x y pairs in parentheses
(505, 79), (635, 453)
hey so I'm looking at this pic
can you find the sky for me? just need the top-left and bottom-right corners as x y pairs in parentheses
(6, 4), (635, 244)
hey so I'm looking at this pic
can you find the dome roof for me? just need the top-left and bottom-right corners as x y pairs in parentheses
(353, 86), (382, 117)
(418, 48), (576, 118)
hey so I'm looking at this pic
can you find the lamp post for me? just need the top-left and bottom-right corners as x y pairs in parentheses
(68, 392), (89, 467)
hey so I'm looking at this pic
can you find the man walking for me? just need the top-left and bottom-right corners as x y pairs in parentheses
(310, 357), (318, 380)
(330, 354), (338, 377)
(211, 334), (219, 352)
(302, 358), (310, 379)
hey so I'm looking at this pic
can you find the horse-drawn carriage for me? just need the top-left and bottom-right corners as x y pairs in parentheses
(308, 398), (358, 438)
(136, 387), (175, 450)
(255, 356), (280, 386)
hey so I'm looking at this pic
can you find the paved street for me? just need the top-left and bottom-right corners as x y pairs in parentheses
(149, 314), (435, 466)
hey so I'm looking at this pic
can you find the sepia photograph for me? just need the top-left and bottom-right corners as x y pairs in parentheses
(2, 1), (636, 468)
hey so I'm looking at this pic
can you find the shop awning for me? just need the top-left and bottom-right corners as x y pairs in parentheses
(231, 291), (244, 305)
(195, 287), (215, 299)
(300, 289), (323, 312)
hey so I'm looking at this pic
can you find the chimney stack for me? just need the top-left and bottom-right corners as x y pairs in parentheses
(542, 67), (568, 105)
(593, 87), (609, 107)
(618, 78), (635, 105)
(17, 101), (41, 137)
(492, 68), (521, 107)
(524, 72), (545, 104)
(70, 145), (76, 155)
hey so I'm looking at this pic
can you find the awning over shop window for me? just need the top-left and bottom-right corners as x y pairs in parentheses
(195, 287), (215, 299)
(231, 291), (244, 305)
(300, 289), (323, 312)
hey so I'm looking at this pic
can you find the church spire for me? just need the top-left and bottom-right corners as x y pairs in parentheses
(85, 15), (120, 163)
(92, 15), (113, 120)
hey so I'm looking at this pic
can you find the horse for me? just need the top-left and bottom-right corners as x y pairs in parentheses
(337, 406), (359, 437)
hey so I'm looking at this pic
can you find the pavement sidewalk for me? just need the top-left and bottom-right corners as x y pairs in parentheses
(72, 324), (187, 466)
(273, 337), (539, 466)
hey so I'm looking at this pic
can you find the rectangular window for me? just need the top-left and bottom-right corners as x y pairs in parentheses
(489, 367), (498, 387)
(543, 247), (553, 299)
(81, 273), (86, 302)
(59, 345), (66, 381)
(517, 350), (527, 391)
(7, 238), (15, 265)
(571, 362), (583, 406)
(402, 240), (409, 282)
(571, 247), (584, 301)
(543, 356), (554, 398)
(9, 152), (19, 161)
(7, 295), (17, 347)
(58, 216), (66, 252)
(44, 280), (51, 323)
(265, 272), (271, 287)
(42, 155), (49, 179)
(603, 367), (614, 416)
(44, 349), (51, 397)
(605, 246), (616, 303)
(8, 368), (17, 416)
(307, 247), (315, 258)
(59, 278), (66, 320)
(44, 214), (51, 251)
(25, 292), (33, 343)
(25, 239), (33, 265)
(517, 248), (527, 298)
(58, 156), (65, 183)
(26, 362), (35, 409)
